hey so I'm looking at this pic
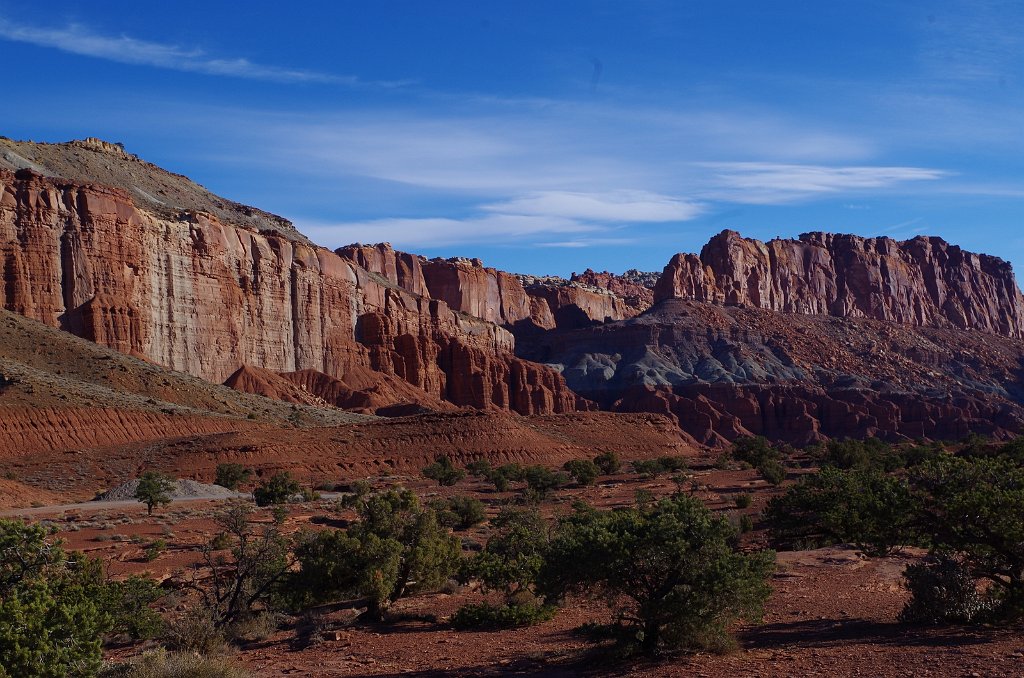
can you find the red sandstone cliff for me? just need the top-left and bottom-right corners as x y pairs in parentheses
(570, 269), (656, 314)
(336, 243), (639, 331)
(0, 165), (580, 415)
(654, 230), (1024, 337)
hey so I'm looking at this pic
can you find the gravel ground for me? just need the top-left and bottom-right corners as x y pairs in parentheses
(98, 478), (238, 501)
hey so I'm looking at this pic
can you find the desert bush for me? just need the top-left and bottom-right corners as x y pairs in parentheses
(253, 472), (300, 506)
(430, 495), (486, 530)
(190, 502), (292, 630)
(450, 599), (555, 630)
(765, 466), (917, 556)
(456, 508), (554, 629)
(539, 495), (775, 656)
(593, 450), (621, 475)
(338, 479), (372, 508)
(0, 520), (110, 677)
(144, 538), (168, 562)
(291, 488), (461, 620)
(756, 459), (787, 486)
(657, 455), (688, 472)
(465, 459), (493, 477)
(422, 456), (466, 486)
(562, 459), (600, 486)
(99, 575), (166, 640)
(135, 471), (175, 515)
(734, 493), (753, 509)
(523, 466), (569, 499)
(910, 454), (1024, 620)
(731, 436), (778, 468)
(739, 514), (755, 534)
(487, 463), (527, 492)
(899, 556), (992, 625)
(164, 609), (226, 655)
(814, 437), (903, 471)
(214, 463), (252, 490)
(102, 648), (244, 678)
(632, 459), (664, 478)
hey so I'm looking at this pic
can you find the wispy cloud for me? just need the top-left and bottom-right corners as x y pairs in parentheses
(0, 18), (393, 85)
(699, 162), (947, 204)
(482, 190), (702, 222)
(300, 213), (603, 250)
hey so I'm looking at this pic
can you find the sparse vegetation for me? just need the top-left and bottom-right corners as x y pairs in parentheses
(539, 495), (775, 656)
(562, 459), (600, 486)
(593, 450), (621, 475)
(430, 495), (487, 530)
(252, 472), (300, 506)
(214, 463), (253, 490)
(291, 488), (461, 620)
(134, 471), (175, 515)
(422, 456), (466, 486)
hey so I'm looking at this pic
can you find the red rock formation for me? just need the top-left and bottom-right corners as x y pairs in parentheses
(0, 169), (579, 415)
(570, 269), (656, 314)
(336, 244), (641, 331)
(654, 230), (1024, 337)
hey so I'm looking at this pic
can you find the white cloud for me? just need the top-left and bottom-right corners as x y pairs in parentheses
(300, 213), (602, 250)
(699, 162), (946, 204)
(0, 18), (388, 85)
(483, 190), (702, 222)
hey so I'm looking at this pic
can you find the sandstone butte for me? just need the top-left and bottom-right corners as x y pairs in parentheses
(654, 228), (1024, 338)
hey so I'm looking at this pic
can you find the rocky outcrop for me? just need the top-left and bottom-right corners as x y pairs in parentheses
(570, 269), (657, 314)
(654, 230), (1024, 337)
(517, 298), (1024, 446)
(0, 168), (579, 415)
(337, 244), (640, 332)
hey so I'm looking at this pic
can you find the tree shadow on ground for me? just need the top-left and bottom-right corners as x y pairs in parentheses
(742, 617), (997, 651)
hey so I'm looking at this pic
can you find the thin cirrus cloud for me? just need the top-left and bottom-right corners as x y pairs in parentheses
(699, 162), (947, 204)
(299, 213), (604, 250)
(0, 17), (384, 85)
(482, 190), (703, 222)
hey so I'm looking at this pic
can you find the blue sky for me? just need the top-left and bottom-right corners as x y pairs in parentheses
(1, 1), (1022, 276)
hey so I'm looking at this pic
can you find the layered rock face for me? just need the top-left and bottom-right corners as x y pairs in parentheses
(518, 298), (1024, 446)
(336, 243), (639, 331)
(655, 230), (1024, 337)
(0, 168), (579, 415)
(570, 269), (657, 314)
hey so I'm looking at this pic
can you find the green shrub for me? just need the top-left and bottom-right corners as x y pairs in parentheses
(164, 610), (227, 655)
(739, 514), (755, 534)
(144, 538), (167, 562)
(899, 556), (992, 625)
(539, 495), (775, 656)
(593, 451), (621, 475)
(756, 459), (787, 486)
(214, 463), (252, 490)
(430, 495), (486, 530)
(422, 456), (466, 486)
(465, 460), (493, 478)
(488, 463), (527, 492)
(731, 436), (778, 468)
(734, 493), (753, 509)
(101, 648), (245, 678)
(632, 459), (664, 478)
(0, 520), (108, 677)
(657, 456), (688, 473)
(816, 438), (903, 471)
(562, 459), (600, 486)
(765, 466), (917, 556)
(291, 489), (461, 620)
(450, 600), (555, 630)
(523, 466), (569, 498)
(253, 472), (300, 506)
